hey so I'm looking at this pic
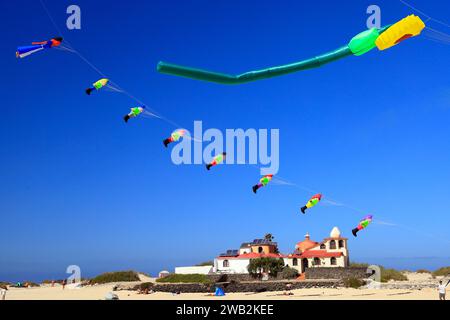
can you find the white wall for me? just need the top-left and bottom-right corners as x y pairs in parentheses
(239, 248), (251, 255)
(284, 256), (346, 271)
(215, 259), (250, 274)
(175, 266), (214, 275)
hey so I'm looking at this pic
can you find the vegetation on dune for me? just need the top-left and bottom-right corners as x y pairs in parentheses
(41, 279), (88, 284)
(433, 266), (450, 277)
(156, 274), (211, 284)
(90, 270), (140, 284)
(247, 257), (285, 278)
(22, 282), (40, 287)
(379, 267), (408, 282)
(416, 269), (431, 274)
(195, 261), (214, 266)
(1, 281), (40, 288)
(350, 262), (407, 282)
(349, 262), (370, 268)
(343, 277), (365, 289)
(42, 280), (64, 284)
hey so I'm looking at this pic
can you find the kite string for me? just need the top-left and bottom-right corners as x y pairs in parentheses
(399, 0), (450, 45)
(250, 165), (448, 242)
(40, 0), (449, 244)
(38, 0), (183, 130)
(399, 0), (450, 29)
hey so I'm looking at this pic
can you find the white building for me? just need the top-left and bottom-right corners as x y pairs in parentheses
(214, 227), (349, 275)
(175, 266), (214, 275)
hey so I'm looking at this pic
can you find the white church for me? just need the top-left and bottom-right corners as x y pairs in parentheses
(175, 227), (350, 275)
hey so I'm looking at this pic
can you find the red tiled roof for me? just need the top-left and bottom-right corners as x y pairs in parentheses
(295, 239), (318, 252)
(217, 252), (284, 260)
(217, 250), (343, 260)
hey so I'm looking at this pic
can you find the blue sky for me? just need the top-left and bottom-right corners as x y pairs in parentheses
(0, 0), (449, 281)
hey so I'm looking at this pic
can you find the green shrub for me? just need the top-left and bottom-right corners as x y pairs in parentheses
(344, 277), (365, 289)
(349, 262), (369, 268)
(247, 258), (285, 278)
(134, 282), (155, 291)
(433, 267), (450, 277)
(280, 267), (299, 279)
(156, 274), (211, 284)
(195, 261), (214, 266)
(90, 271), (140, 284)
(416, 269), (431, 274)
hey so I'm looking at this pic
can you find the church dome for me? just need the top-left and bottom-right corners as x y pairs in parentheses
(330, 227), (341, 238)
(295, 233), (318, 252)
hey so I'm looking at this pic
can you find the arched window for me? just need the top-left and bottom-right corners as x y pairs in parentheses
(258, 247), (264, 253)
(330, 257), (337, 266)
(329, 240), (336, 250)
(314, 258), (321, 266)
(223, 260), (229, 268)
(338, 240), (344, 248)
(320, 243), (326, 250)
(293, 258), (298, 266)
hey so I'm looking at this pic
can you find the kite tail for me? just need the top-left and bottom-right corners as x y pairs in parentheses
(157, 46), (353, 85)
(16, 45), (45, 59)
(206, 164), (212, 171)
(123, 115), (130, 123)
(85, 87), (94, 95)
(300, 206), (307, 214)
(252, 184), (260, 194)
(352, 228), (359, 237)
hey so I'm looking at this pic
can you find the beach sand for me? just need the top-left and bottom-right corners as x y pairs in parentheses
(3, 272), (444, 300)
(4, 285), (441, 300)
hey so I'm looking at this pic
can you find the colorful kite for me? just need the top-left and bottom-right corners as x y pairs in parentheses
(206, 152), (226, 170)
(86, 79), (109, 95)
(123, 106), (146, 123)
(352, 215), (373, 237)
(16, 37), (63, 59)
(163, 129), (187, 147)
(300, 194), (322, 214)
(157, 15), (425, 84)
(252, 174), (273, 194)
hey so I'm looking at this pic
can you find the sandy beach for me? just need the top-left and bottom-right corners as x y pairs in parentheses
(3, 285), (441, 300)
(3, 272), (445, 300)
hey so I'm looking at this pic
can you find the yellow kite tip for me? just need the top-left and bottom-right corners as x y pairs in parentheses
(376, 14), (426, 51)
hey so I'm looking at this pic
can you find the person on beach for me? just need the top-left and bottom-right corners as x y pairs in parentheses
(62, 279), (67, 290)
(438, 280), (449, 300)
(0, 286), (7, 300)
(284, 283), (293, 296)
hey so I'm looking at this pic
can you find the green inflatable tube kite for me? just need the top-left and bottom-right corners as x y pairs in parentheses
(157, 25), (394, 85)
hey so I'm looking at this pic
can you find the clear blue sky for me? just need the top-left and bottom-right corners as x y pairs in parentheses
(0, 0), (449, 282)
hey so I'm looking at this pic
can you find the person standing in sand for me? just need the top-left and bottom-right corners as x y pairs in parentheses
(0, 286), (7, 300)
(438, 280), (449, 300)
